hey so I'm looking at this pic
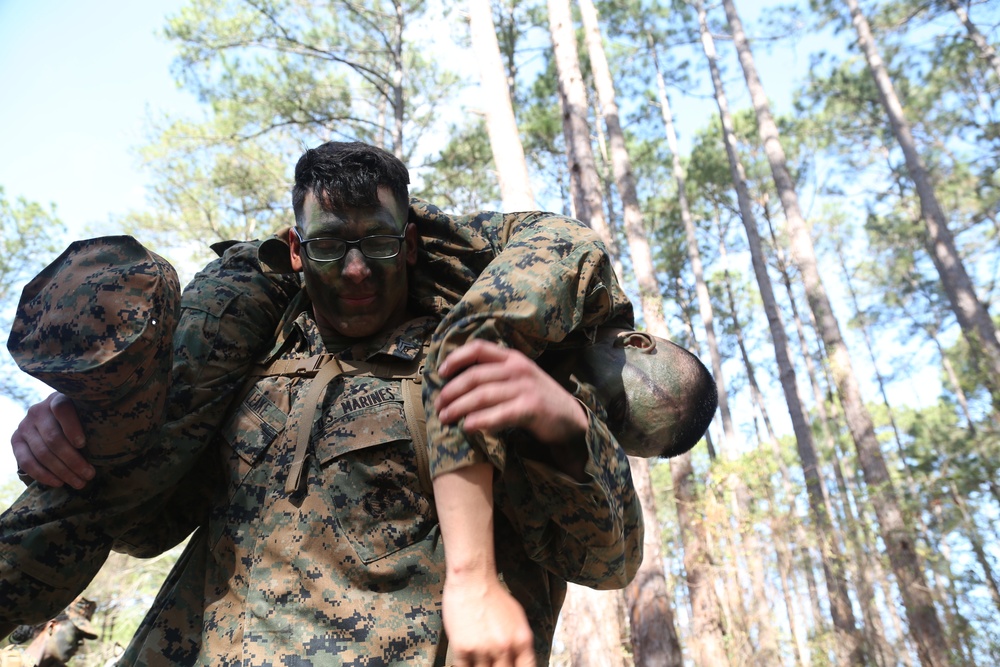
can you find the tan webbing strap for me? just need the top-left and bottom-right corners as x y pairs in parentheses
(255, 343), (432, 497)
(402, 376), (433, 498)
(259, 354), (337, 378)
(285, 358), (344, 495)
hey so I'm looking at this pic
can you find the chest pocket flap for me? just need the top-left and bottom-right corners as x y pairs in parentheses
(312, 376), (433, 563)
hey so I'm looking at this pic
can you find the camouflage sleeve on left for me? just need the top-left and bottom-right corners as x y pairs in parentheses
(112, 239), (299, 555)
(418, 208), (633, 477)
(495, 378), (643, 589)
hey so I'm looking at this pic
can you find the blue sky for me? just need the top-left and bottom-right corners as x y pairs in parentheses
(0, 0), (200, 238)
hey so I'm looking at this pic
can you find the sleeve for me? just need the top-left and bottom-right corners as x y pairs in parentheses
(414, 204), (634, 477)
(495, 378), (643, 589)
(112, 238), (300, 554)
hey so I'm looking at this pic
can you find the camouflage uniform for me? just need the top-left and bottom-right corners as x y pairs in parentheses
(0, 238), (181, 633)
(2, 201), (641, 662)
(120, 291), (634, 665)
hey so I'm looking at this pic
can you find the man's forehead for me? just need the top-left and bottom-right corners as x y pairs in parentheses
(302, 191), (403, 235)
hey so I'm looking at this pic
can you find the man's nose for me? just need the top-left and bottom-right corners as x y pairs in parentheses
(340, 248), (372, 283)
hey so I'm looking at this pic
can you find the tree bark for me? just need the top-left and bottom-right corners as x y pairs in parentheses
(672, 451), (732, 666)
(391, 0), (404, 157)
(719, 235), (812, 667)
(577, 0), (664, 334)
(844, 0), (1000, 403)
(548, 4), (688, 661)
(626, 457), (685, 667)
(547, 0), (612, 244)
(467, 0), (536, 210)
(556, 587), (628, 667)
(695, 4), (864, 664)
(721, 0), (950, 662)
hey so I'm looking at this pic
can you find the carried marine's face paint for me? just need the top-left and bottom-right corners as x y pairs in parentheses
(573, 329), (697, 458)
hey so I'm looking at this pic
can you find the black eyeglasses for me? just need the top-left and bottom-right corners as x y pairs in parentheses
(295, 228), (405, 262)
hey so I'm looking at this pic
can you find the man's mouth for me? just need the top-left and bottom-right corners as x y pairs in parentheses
(341, 295), (377, 306)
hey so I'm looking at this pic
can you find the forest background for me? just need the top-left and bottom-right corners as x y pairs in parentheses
(0, 0), (997, 666)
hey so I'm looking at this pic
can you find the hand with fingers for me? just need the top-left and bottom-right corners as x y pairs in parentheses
(11, 392), (93, 489)
(443, 571), (536, 667)
(435, 340), (588, 448)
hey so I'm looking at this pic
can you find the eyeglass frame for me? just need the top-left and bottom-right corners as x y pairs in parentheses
(293, 227), (407, 262)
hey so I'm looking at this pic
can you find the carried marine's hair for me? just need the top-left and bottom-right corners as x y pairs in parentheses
(662, 350), (717, 458)
(292, 141), (410, 225)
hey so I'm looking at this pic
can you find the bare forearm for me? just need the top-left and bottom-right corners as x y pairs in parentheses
(434, 462), (496, 579)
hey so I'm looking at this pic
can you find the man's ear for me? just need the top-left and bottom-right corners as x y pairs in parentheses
(289, 227), (304, 272)
(616, 331), (656, 353)
(404, 222), (418, 266)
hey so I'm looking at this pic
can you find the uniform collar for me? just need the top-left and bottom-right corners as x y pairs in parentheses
(291, 306), (435, 363)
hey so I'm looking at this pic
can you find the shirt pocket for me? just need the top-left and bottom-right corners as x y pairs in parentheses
(313, 386), (434, 564)
(221, 383), (288, 500)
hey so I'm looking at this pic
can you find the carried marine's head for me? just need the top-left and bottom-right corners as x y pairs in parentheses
(572, 328), (717, 458)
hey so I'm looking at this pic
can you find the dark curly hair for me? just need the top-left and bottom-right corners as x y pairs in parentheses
(291, 142), (410, 226)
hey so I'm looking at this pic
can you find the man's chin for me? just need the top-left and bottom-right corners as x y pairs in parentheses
(330, 315), (387, 339)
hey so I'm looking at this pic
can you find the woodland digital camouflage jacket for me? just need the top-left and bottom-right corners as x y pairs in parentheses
(121, 305), (638, 665)
(0, 200), (640, 663)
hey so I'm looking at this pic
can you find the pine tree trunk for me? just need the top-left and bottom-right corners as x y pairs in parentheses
(695, 5), (864, 664)
(467, 0), (535, 210)
(576, 0), (663, 332)
(672, 451), (732, 666)
(712, 252), (782, 665)
(546, 0), (611, 244)
(626, 457), (685, 667)
(721, 245), (810, 666)
(556, 587), (628, 667)
(721, 1), (950, 662)
(548, 4), (687, 660)
(844, 0), (1000, 402)
(390, 0), (404, 157)
(944, 0), (1000, 86)
(827, 435), (897, 667)
(949, 482), (1000, 611)
(647, 27), (736, 449)
(767, 486), (813, 667)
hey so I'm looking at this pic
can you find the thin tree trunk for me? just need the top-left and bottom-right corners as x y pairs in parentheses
(721, 1), (950, 662)
(829, 434), (898, 667)
(549, 5), (694, 662)
(557, 587), (628, 667)
(626, 457), (685, 667)
(695, 5), (864, 664)
(944, 0), (1000, 84)
(949, 481), (1000, 612)
(675, 279), (719, 458)
(391, 0), (404, 157)
(577, 0), (664, 334)
(716, 235), (790, 666)
(767, 485), (813, 667)
(547, 0), (612, 244)
(647, 27), (736, 450)
(844, 0), (1000, 402)
(672, 451), (732, 666)
(468, 0), (535, 210)
(720, 237), (813, 667)
(555, 83), (583, 221)
(930, 503), (978, 664)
